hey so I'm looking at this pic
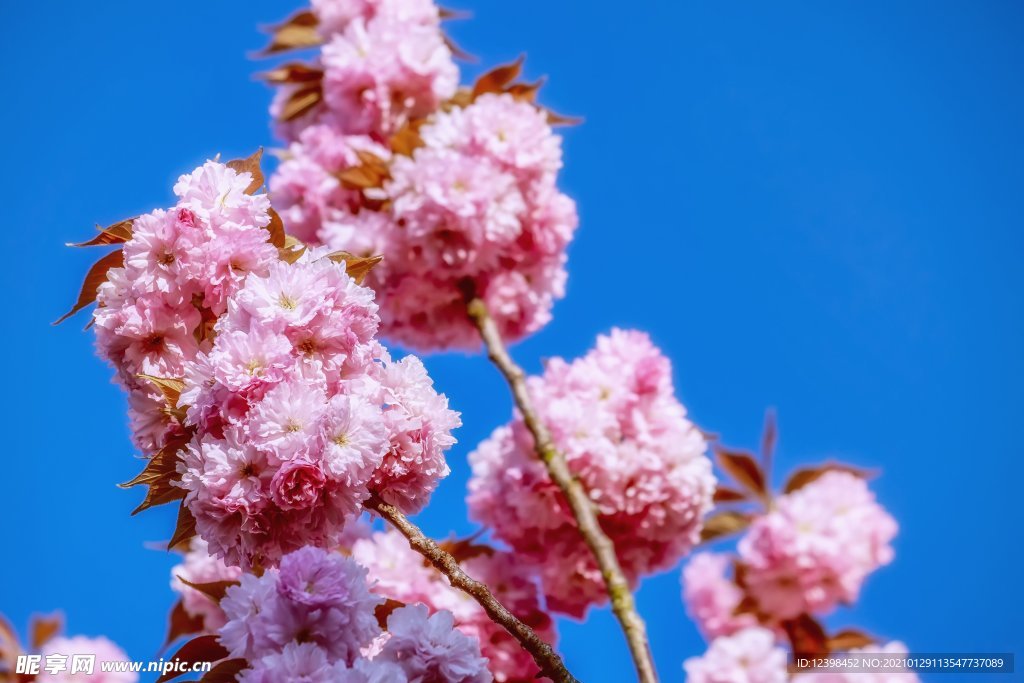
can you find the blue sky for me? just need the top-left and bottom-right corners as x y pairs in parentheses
(1, 1), (1021, 681)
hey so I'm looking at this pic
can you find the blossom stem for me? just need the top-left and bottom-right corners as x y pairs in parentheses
(465, 296), (659, 683)
(363, 494), (579, 683)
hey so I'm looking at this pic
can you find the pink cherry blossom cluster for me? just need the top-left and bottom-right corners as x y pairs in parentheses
(90, 159), (459, 569)
(681, 552), (758, 639)
(682, 627), (919, 683)
(177, 248), (459, 568)
(467, 328), (716, 617)
(220, 546), (491, 682)
(683, 472), (897, 636)
(94, 161), (278, 453)
(170, 537), (243, 632)
(352, 529), (556, 682)
(268, 0), (578, 351)
(273, 0), (457, 141)
(683, 627), (788, 683)
(738, 471), (897, 620)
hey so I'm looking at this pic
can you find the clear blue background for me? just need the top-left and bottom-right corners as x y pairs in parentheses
(2, 1), (1021, 681)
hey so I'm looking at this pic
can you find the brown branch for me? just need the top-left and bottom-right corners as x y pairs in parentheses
(363, 495), (579, 683)
(465, 296), (659, 683)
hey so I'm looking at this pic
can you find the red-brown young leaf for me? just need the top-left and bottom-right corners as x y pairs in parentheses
(169, 502), (197, 551)
(67, 218), (135, 247)
(715, 447), (767, 498)
(782, 462), (876, 495)
(699, 510), (752, 543)
(137, 375), (186, 421)
(279, 84), (323, 122)
(713, 485), (748, 503)
(506, 78), (545, 103)
(471, 55), (524, 98)
(375, 599), (406, 629)
(732, 560), (749, 589)
(165, 601), (204, 648)
(258, 62), (324, 85)
(438, 6), (471, 20)
(390, 120), (426, 157)
(121, 433), (192, 515)
(279, 240), (307, 265)
(30, 613), (62, 650)
(0, 613), (21, 673)
(355, 149), (389, 174)
(265, 207), (286, 248)
(325, 252), (383, 284)
(783, 614), (829, 658)
(437, 533), (494, 563)
(176, 577), (240, 604)
(761, 408), (778, 463)
(54, 249), (124, 324)
(446, 87), (474, 110)
(259, 9), (322, 55)
(442, 32), (476, 62)
(155, 635), (229, 683)
(545, 109), (583, 127)
(826, 628), (876, 652)
(200, 658), (248, 683)
(732, 595), (759, 617)
(225, 149), (264, 195)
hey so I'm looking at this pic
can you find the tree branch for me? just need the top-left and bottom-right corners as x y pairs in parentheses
(363, 494), (579, 683)
(465, 296), (659, 683)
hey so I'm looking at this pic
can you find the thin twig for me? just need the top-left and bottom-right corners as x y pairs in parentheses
(363, 495), (579, 683)
(465, 296), (659, 683)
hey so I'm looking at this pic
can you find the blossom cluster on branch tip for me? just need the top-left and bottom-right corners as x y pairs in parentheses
(266, 0), (578, 351)
(219, 546), (492, 682)
(680, 432), (912, 681)
(683, 472), (897, 635)
(352, 529), (556, 682)
(468, 328), (716, 617)
(682, 627), (919, 683)
(738, 471), (897, 620)
(84, 156), (459, 570)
